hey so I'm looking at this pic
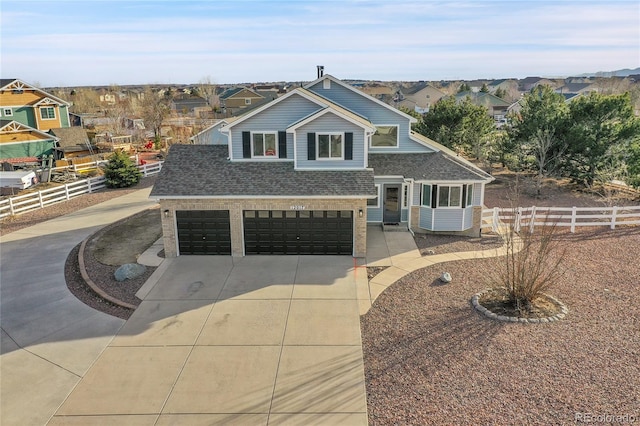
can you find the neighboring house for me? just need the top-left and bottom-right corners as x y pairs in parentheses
(455, 91), (511, 121)
(397, 83), (446, 113)
(0, 120), (59, 164)
(48, 127), (94, 159)
(219, 86), (268, 114)
(518, 77), (559, 93)
(0, 79), (71, 132)
(555, 82), (597, 95)
(171, 97), (212, 118)
(151, 74), (493, 258)
(190, 118), (237, 145)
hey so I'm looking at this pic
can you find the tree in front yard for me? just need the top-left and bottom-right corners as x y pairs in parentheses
(104, 151), (142, 188)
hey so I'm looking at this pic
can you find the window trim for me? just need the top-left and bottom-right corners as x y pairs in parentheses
(370, 124), (399, 148)
(437, 185), (463, 208)
(251, 131), (278, 158)
(316, 132), (344, 160)
(402, 184), (409, 208)
(40, 106), (56, 120)
(3, 108), (13, 117)
(466, 184), (474, 207)
(421, 184), (432, 207)
(368, 184), (381, 208)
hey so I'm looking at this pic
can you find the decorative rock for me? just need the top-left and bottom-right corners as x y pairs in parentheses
(439, 272), (452, 283)
(426, 249), (436, 255)
(114, 263), (147, 282)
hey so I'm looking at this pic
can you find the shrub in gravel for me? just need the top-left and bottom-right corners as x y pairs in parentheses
(104, 150), (142, 188)
(488, 217), (566, 315)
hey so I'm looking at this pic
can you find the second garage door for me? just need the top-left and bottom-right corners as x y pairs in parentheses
(243, 210), (353, 255)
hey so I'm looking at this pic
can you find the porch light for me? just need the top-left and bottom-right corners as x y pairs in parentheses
(164, 209), (170, 218)
(358, 208), (363, 218)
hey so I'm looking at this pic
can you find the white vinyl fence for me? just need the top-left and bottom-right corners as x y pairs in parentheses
(482, 205), (640, 233)
(0, 161), (162, 219)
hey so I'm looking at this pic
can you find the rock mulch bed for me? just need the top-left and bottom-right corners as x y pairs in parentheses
(362, 227), (640, 425)
(414, 232), (503, 256)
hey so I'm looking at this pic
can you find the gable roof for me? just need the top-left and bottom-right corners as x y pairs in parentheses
(150, 145), (376, 199)
(0, 79), (71, 106)
(48, 127), (90, 148)
(220, 86), (264, 100)
(1, 120), (58, 141)
(304, 74), (418, 123)
(454, 91), (510, 108)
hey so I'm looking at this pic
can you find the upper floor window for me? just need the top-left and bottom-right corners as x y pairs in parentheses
(40, 106), (56, 120)
(245, 98), (251, 105)
(3, 108), (12, 117)
(317, 133), (343, 159)
(252, 132), (277, 157)
(371, 125), (398, 148)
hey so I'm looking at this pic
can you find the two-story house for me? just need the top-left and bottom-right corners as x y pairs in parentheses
(150, 74), (493, 257)
(0, 79), (70, 162)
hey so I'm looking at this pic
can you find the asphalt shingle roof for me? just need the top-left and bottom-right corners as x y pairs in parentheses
(368, 152), (491, 181)
(150, 145), (376, 198)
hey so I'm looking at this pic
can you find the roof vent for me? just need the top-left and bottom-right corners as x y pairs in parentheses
(317, 65), (324, 78)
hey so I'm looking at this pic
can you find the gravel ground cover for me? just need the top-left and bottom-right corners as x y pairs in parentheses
(361, 227), (640, 425)
(414, 232), (504, 255)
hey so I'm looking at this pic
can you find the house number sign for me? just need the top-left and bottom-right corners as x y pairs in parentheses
(289, 205), (306, 210)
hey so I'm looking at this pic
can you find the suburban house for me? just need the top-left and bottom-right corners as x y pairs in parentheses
(396, 83), (447, 114)
(0, 79), (71, 164)
(150, 73), (493, 257)
(455, 91), (511, 122)
(0, 120), (59, 164)
(219, 86), (278, 115)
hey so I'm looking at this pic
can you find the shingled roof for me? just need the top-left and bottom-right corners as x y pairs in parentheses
(150, 145), (376, 199)
(368, 152), (492, 182)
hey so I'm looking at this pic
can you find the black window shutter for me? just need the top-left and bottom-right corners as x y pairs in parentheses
(345, 132), (353, 160)
(307, 132), (316, 160)
(278, 131), (287, 158)
(242, 131), (251, 158)
(431, 184), (438, 208)
(462, 185), (467, 208)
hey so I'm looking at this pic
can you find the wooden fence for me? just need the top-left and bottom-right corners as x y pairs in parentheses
(482, 205), (640, 233)
(0, 162), (162, 219)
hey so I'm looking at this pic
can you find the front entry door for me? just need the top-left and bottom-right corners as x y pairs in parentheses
(383, 185), (401, 224)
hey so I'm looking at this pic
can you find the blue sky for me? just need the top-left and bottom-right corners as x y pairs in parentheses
(2, 0), (639, 87)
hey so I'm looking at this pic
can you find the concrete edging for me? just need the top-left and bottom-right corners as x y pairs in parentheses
(471, 287), (568, 323)
(78, 236), (138, 310)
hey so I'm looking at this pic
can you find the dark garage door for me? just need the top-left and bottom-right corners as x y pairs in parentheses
(176, 210), (231, 255)
(244, 210), (353, 255)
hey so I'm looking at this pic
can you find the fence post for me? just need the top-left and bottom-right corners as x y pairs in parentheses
(65, 183), (71, 200)
(570, 206), (577, 233)
(38, 190), (44, 208)
(515, 207), (522, 232)
(611, 206), (618, 230)
(9, 197), (15, 215)
(529, 206), (536, 233)
(493, 207), (499, 233)
(87, 177), (93, 193)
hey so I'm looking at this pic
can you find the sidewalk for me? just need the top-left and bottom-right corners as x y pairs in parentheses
(1, 188), (158, 426)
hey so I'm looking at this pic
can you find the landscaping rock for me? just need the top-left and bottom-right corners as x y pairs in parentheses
(439, 272), (452, 283)
(114, 263), (147, 282)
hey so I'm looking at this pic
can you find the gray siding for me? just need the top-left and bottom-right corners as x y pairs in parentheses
(463, 206), (473, 229)
(307, 81), (433, 153)
(419, 207), (433, 229)
(413, 182), (421, 205)
(433, 209), (464, 231)
(193, 123), (228, 145)
(367, 207), (383, 222)
(230, 94), (321, 159)
(401, 208), (408, 222)
(295, 113), (366, 169)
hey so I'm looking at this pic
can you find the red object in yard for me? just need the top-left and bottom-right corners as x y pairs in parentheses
(139, 159), (147, 165)
(144, 141), (154, 149)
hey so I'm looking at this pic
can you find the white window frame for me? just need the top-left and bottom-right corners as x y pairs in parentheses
(251, 131), (278, 158)
(316, 132), (344, 160)
(245, 98), (251, 105)
(370, 125), (399, 148)
(3, 108), (12, 117)
(368, 184), (381, 208)
(40, 106), (56, 120)
(421, 184), (432, 207)
(437, 185), (463, 208)
(466, 184), (474, 207)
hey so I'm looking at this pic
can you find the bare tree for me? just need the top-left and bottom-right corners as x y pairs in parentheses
(530, 128), (565, 196)
(139, 86), (170, 149)
(197, 76), (219, 112)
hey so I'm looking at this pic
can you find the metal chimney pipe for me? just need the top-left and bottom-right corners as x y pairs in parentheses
(317, 65), (324, 78)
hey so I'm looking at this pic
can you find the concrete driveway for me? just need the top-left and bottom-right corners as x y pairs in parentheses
(49, 255), (369, 425)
